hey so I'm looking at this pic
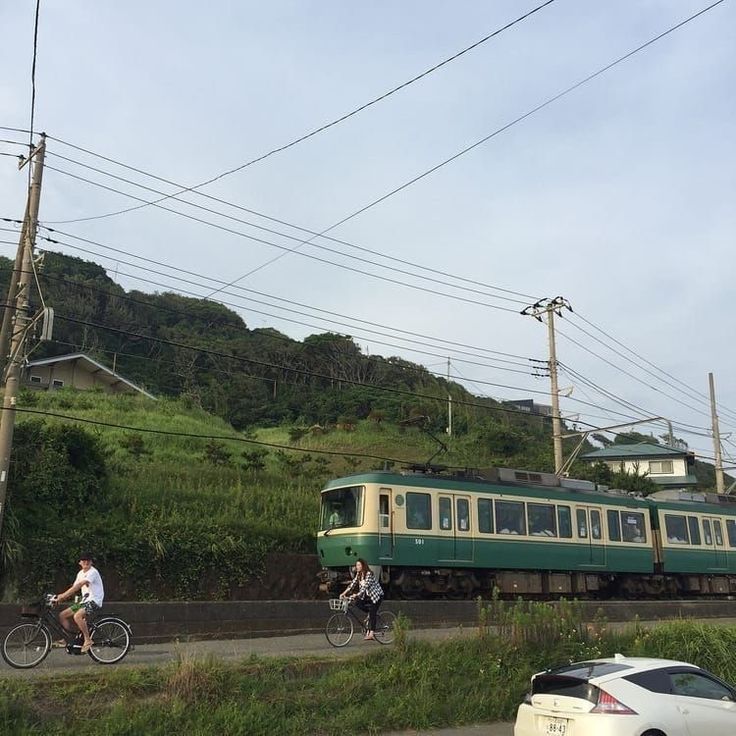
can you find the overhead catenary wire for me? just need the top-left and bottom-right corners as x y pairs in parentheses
(45, 1), (558, 225)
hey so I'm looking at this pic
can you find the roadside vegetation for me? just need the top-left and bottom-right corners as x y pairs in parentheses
(2, 604), (735, 735)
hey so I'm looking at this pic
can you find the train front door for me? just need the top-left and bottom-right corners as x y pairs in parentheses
(575, 505), (606, 567)
(437, 494), (474, 562)
(378, 489), (394, 560)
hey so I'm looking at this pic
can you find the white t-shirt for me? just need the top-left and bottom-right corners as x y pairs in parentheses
(76, 566), (104, 606)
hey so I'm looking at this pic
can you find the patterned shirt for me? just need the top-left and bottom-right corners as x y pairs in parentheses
(345, 570), (383, 604)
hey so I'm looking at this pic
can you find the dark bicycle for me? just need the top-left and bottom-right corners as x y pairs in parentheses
(325, 597), (397, 647)
(1, 593), (132, 669)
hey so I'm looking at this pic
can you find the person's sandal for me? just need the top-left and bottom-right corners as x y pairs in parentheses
(52, 640), (66, 648)
(81, 641), (92, 653)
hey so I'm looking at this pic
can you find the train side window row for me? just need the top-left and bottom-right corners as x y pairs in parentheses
(664, 513), (734, 547)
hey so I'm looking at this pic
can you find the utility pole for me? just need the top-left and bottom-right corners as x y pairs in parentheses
(709, 372), (725, 494)
(0, 201), (30, 376)
(0, 135), (46, 538)
(446, 357), (452, 437)
(521, 297), (572, 475)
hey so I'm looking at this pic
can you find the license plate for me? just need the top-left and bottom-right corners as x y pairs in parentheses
(544, 717), (568, 735)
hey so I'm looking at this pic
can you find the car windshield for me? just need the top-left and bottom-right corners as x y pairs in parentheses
(320, 486), (364, 530)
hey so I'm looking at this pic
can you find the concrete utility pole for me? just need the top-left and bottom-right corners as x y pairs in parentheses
(0, 201), (30, 376)
(446, 357), (452, 437)
(521, 297), (572, 475)
(709, 372), (725, 494)
(0, 135), (45, 538)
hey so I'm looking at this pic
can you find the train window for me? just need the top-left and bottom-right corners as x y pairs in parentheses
(590, 510), (602, 540)
(478, 498), (494, 534)
(496, 500), (526, 536)
(379, 494), (390, 529)
(607, 510), (622, 542)
(665, 515), (689, 544)
(703, 520), (713, 545)
(687, 516), (701, 546)
(714, 520), (724, 546)
(726, 520), (736, 548)
(406, 492), (432, 530)
(558, 506), (572, 538)
(457, 498), (470, 531)
(320, 485), (364, 530)
(439, 497), (452, 530)
(576, 509), (588, 538)
(621, 512), (646, 543)
(528, 503), (557, 537)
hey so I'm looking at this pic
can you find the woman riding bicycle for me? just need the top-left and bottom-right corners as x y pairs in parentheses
(340, 558), (383, 641)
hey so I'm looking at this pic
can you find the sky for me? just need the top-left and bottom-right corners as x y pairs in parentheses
(0, 1), (734, 466)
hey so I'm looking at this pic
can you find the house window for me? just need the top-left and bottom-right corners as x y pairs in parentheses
(52, 379), (64, 388)
(649, 460), (673, 474)
(30, 375), (42, 384)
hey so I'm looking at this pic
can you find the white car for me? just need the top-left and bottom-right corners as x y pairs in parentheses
(514, 654), (736, 736)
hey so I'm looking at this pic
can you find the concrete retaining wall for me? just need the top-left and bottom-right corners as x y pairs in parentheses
(1, 599), (734, 644)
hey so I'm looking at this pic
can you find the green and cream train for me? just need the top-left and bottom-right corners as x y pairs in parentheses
(316, 466), (736, 599)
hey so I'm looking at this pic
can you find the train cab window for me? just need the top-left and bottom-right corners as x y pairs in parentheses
(406, 492), (432, 530)
(714, 520), (724, 546)
(379, 494), (390, 529)
(496, 501), (526, 536)
(688, 516), (702, 546)
(576, 509), (588, 539)
(590, 510), (602, 540)
(607, 510), (622, 542)
(621, 512), (646, 543)
(528, 503), (557, 537)
(457, 498), (470, 531)
(320, 485), (364, 530)
(703, 520), (713, 545)
(558, 506), (572, 538)
(726, 520), (736, 548)
(439, 497), (452, 530)
(478, 498), (494, 534)
(665, 515), (689, 545)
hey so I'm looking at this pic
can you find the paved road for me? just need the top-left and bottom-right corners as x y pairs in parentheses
(383, 724), (513, 736)
(0, 625), (476, 677)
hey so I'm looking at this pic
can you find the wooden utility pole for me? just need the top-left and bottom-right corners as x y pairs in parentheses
(709, 371), (725, 494)
(521, 297), (572, 475)
(0, 135), (45, 537)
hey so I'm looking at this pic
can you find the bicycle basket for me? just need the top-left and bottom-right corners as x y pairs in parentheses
(328, 598), (348, 612)
(20, 604), (41, 617)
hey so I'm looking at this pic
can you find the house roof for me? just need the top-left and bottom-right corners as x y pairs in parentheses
(581, 443), (687, 460)
(26, 353), (156, 399)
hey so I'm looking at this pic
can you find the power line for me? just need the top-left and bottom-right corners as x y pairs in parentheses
(570, 310), (736, 425)
(45, 1), (557, 224)
(40, 167), (525, 314)
(209, 0), (728, 294)
(43, 139), (539, 304)
(42, 152), (531, 307)
(0, 225), (535, 365)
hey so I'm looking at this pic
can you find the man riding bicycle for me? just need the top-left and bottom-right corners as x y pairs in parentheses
(53, 552), (104, 653)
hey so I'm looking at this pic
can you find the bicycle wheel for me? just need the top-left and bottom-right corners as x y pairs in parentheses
(87, 618), (131, 664)
(374, 610), (397, 645)
(325, 612), (354, 647)
(1, 622), (51, 669)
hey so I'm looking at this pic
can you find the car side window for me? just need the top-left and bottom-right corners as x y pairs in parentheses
(669, 671), (735, 701)
(625, 669), (671, 694)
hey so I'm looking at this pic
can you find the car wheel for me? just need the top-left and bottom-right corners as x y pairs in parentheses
(641, 731), (667, 736)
